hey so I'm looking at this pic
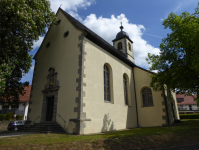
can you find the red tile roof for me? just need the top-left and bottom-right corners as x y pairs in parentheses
(19, 85), (32, 102)
(176, 94), (197, 105)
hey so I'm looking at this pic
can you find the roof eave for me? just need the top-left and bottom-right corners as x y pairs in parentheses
(112, 35), (133, 43)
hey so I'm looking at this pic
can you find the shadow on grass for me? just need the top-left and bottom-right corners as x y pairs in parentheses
(90, 119), (199, 149)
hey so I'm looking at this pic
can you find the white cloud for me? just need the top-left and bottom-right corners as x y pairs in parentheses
(83, 14), (160, 68)
(49, 0), (95, 12)
(32, 0), (95, 50)
(49, 0), (95, 21)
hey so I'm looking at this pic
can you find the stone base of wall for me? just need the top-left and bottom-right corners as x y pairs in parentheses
(0, 121), (10, 131)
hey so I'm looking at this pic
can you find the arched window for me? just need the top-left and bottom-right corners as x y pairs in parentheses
(142, 88), (153, 107)
(123, 75), (128, 105)
(128, 43), (131, 51)
(104, 65), (110, 101)
(117, 42), (122, 50)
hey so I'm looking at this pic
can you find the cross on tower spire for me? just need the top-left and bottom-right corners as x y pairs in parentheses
(120, 22), (124, 31)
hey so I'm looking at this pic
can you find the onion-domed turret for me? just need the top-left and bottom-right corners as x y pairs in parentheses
(112, 24), (133, 43)
(112, 23), (134, 63)
(116, 30), (129, 39)
(116, 25), (129, 39)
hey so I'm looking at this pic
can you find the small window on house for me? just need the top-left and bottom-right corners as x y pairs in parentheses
(128, 43), (131, 51)
(46, 42), (50, 48)
(123, 75), (128, 105)
(64, 31), (69, 38)
(2, 105), (9, 109)
(142, 87), (153, 107)
(117, 42), (122, 50)
(57, 19), (61, 25)
(177, 98), (184, 102)
(104, 65), (110, 101)
(11, 105), (19, 109)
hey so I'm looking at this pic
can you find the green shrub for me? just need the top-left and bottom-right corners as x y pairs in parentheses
(16, 114), (23, 120)
(0, 114), (5, 121)
(4, 113), (10, 120)
(4, 112), (14, 120)
(180, 113), (199, 119)
(7, 112), (14, 120)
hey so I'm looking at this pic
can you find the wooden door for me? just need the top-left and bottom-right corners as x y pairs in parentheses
(46, 96), (54, 121)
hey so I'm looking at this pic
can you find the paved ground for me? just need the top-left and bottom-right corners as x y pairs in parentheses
(152, 143), (199, 150)
(0, 131), (37, 138)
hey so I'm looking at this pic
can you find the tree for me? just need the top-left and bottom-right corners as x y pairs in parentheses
(146, 3), (199, 104)
(0, 0), (56, 105)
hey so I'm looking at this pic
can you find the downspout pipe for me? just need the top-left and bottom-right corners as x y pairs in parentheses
(163, 88), (170, 125)
(133, 67), (139, 127)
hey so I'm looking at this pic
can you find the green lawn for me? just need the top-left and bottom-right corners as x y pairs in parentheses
(0, 119), (199, 150)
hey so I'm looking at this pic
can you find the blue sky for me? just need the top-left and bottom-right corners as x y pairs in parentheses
(21, 0), (199, 85)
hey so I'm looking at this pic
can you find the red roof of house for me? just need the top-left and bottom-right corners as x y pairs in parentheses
(176, 94), (197, 105)
(19, 85), (32, 102)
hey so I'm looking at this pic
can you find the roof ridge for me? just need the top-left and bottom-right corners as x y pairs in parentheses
(59, 8), (127, 57)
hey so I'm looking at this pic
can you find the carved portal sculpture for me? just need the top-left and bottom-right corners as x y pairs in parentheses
(41, 68), (60, 122)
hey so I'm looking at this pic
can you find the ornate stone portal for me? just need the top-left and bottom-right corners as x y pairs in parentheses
(41, 68), (60, 122)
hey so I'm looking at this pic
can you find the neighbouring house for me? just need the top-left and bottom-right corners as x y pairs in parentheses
(176, 94), (198, 111)
(0, 85), (31, 120)
(27, 8), (179, 135)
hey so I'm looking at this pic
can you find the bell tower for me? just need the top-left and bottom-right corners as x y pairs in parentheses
(112, 23), (134, 63)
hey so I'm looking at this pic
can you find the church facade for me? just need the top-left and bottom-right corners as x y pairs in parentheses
(27, 8), (179, 134)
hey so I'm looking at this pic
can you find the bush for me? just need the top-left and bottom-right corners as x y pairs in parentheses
(5, 112), (14, 120)
(4, 113), (11, 120)
(8, 112), (14, 119)
(16, 114), (23, 120)
(0, 114), (5, 121)
(180, 113), (199, 119)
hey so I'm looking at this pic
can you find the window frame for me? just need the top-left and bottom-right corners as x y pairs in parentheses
(123, 75), (128, 106)
(104, 65), (111, 102)
(117, 42), (122, 50)
(177, 98), (184, 102)
(142, 87), (154, 107)
(128, 43), (131, 51)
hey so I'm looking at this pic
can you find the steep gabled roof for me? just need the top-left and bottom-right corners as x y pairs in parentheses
(176, 94), (197, 105)
(19, 85), (32, 102)
(59, 8), (135, 67)
(34, 8), (154, 74)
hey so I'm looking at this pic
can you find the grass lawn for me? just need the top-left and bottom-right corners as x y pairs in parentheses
(0, 119), (199, 149)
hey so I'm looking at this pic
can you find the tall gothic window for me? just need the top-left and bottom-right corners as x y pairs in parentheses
(118, 42), (122, 50)
(128, 43), (131, 51)
(142, 88), (153, 107)
(104, 65), (110, 101)
(123, 75), (128, 105)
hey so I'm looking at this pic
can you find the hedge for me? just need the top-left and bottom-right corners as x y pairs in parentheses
(0, 114), (4, 121)
(180, 113), (199, 119)
(0, 113), (23, 121)
(16, 114), (23, 120)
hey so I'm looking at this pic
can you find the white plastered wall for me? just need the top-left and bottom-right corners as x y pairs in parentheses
(134, 67), (167, 127)
(28, 10), (82, 132)
(192, 105), (198, 110)
(24, 102), (29, 120)
(83, 38), (138, 134)
(183, 105), (198, 110)
(113, 38), (134, 63)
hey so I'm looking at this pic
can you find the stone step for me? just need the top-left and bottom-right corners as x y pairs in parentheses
(20, 129), (64, 132)
(18, 130), (66, 134)
(29, 125), (62, 128)
(18, 122), (65, 134)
